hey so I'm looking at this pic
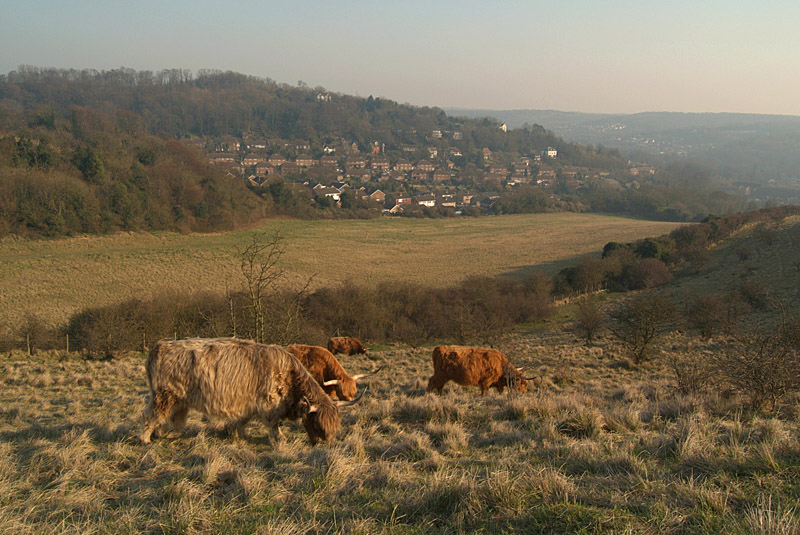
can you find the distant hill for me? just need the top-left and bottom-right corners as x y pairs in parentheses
(447, 108), (800, 201)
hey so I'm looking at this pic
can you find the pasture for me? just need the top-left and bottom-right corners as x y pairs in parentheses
(0, 213), (680, 331)
(1, 333), (798, 534)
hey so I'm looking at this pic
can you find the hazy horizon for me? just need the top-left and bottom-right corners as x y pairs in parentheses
(3, 1), (799, 116)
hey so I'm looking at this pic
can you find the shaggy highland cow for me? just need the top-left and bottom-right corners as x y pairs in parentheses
(327, 336), (368, 355)
(140, 338), (361, 445)
(426, 345), (531, 395)
(287, 344), (381, 400)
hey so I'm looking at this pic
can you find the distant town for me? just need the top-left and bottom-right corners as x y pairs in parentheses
(192, 128), (656, 214)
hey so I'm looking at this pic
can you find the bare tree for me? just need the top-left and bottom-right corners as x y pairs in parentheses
(609, 292), (677, 364)
(710, 319), (800, 411)
(239, 232), (286, 343)
(237, 231), (314, 345)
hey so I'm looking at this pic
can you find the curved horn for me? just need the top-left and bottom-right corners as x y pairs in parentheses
(323, 379), (340, 386)
(351, 365), (383, 382)
(303, 396), (319, 414)
(337, 384), (368, 407)
(522, 376), (538, 381)
(516, 367), (524, 372)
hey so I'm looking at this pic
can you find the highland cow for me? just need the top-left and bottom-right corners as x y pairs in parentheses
(140, 338), (361, 445)
(287, 344), (381, 400)
(426, 345), (530, 395)
(327, 336), (368, 355)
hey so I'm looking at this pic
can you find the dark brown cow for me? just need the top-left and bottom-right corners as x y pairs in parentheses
(426, 345), (529, 396)
(327, 336), (368, 355)
(140, 338), (362, 446)
(287, 344), (381, 401)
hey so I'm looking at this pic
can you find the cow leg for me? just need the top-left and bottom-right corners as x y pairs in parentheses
(270, 423), (285, 443)
(170, 405), (189, 434)
(258, 414), (284, 443)
(224, 416), (252, 440)
(140, 390), (178, 444)
(426, 374), (448, 394)
(479, 380), (492, 396)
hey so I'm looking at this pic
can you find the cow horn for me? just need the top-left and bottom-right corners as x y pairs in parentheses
(522, 376), (538, 381)
(352, 365), (383, 381)
(516, 367), (524, 372)
(303, 396), (319, 413)
(337, 385), (368, 407)
(323, 379), (340, 386)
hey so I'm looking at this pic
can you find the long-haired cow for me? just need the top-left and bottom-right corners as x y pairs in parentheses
(287, 344), (381, 400)
(426, 345), (531, 396)
(140, 338), (360, 446)
(327, 336), (368, 355)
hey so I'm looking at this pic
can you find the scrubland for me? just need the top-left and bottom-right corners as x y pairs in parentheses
(2, 331), (799, 534)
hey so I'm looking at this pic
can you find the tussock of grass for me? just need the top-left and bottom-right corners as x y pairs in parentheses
(558, 407), (607, 439)
(736, 495), (800, 535)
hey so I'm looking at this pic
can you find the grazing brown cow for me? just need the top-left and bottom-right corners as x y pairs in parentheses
(140, 338), (362, 445)
(426, 345), (529, 396)
(287, 344), (381, 401)
(327, 336), (368, 355)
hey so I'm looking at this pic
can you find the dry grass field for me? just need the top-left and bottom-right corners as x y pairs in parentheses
(3, 220), (800, 534)
(2, 332), (799, 534)
(0, 213), (680, 331)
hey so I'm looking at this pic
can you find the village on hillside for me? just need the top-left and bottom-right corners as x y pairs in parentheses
(189, 128), (655, 214)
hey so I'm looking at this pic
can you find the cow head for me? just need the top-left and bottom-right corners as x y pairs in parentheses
(300, 387), (367, 445)
(300, 398), (340, 445)
(502, 365), (529, 393)
(335, 377), (358, 401)
(323, 366), (382, 401)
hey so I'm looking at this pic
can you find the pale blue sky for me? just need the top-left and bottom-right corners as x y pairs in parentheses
(2, 1), (799, 115)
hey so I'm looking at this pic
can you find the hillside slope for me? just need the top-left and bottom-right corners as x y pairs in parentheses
(666, 216), (800, 324)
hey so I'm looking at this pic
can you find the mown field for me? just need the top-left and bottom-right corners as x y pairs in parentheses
(2, 332), (799, 534)
(0, 213), (681, 331)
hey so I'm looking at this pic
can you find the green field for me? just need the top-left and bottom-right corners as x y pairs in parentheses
(0, 214), (681, 330)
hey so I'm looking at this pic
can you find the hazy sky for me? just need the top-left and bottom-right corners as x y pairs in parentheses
(2, 0), (799, 115)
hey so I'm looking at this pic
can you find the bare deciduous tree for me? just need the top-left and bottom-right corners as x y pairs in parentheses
(609, 292), (677, 364)
(239, 232), (286, 343)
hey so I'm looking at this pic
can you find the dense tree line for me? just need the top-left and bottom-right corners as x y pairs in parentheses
(0, 67), (628, 169)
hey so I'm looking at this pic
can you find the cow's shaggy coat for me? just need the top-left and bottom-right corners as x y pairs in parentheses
(426, 345), (528, 395)
(327, 336), (368, 355)
(140, 338), (339, 445)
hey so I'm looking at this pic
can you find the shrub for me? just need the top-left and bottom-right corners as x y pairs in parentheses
(738, 277), (771, 311)
(686, 293), (728, 338)
(574, 297), (605, 346)
(710, 322), (800, 411)
(624, 258), (673, 290)
(666, 350), (713, 396)
(609, 292), (677, 363)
